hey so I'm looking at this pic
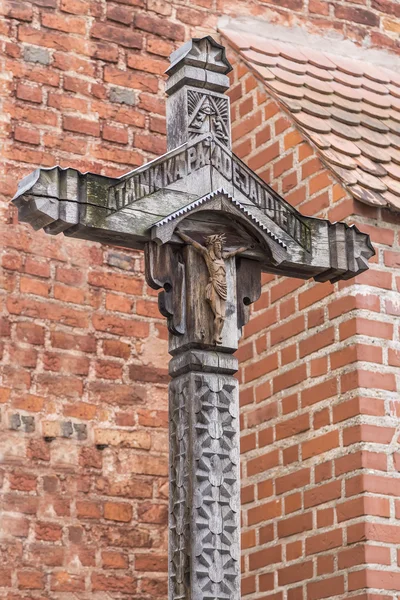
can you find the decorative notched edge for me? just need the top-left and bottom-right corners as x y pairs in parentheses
(153, 187), (287, 249)
(315, 220), (375, 283)
(12, 165), (116, 235)
(166, 35), (233, 76)
(10, 35), (375, 287)
(12, 166), (81, 233)
(165, 36), (232, 96)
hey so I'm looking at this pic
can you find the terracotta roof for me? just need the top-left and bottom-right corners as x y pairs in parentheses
(220, 28), (400, 211)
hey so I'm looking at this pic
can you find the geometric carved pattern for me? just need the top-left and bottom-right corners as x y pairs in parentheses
(169, 372), (240, 600)
(170, 377), (191, 600)
(192, 375), (240, 600)
(187, 90), (230, 148)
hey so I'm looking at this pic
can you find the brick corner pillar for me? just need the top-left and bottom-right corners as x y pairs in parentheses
(229, 49), (400, 600)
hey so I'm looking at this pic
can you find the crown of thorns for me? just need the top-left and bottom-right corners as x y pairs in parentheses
(204, 234), (226, 246)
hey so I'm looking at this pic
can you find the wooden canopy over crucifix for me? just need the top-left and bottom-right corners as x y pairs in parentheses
(13, 36), (374, 600)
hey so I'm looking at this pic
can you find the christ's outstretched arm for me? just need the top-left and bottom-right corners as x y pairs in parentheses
(223, 245), (251, 259)
(175, 229), (207, 255)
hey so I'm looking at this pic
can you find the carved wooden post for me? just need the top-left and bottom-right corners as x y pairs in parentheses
(168, 353), (240, 600)
(146, 46), (260, 600)
(145, 237), (261, 600)
(11, 35), (375, 600)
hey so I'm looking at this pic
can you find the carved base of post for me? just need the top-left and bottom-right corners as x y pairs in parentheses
(169, 351), (240, 600)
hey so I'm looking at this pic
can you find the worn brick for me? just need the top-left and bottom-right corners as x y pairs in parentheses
(91, 573), (136, 593)
(63, 116), (100, 137)
(91, 22), (142, 48)
(135, 13), (184, 40)
(17, 570), (44, 590)
(1, 0), (33, 21)
(335, 5), (380, 26)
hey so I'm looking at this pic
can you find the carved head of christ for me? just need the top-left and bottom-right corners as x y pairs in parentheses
(205, 234), (226, 259)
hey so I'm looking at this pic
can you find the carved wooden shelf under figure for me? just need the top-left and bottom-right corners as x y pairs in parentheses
(12, 35), (375, 600)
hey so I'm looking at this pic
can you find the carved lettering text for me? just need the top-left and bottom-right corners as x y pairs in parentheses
(107, 139), (311, 251)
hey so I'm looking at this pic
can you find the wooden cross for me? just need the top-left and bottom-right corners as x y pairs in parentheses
(13, 36), (374, 600)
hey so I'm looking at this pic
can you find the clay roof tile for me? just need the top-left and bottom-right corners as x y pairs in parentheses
(278, 42), (308, 64)
(296, 111), (332, 133)
(250, 38), (281, 56)
(391, 97), (400, 111)
(388, 84), (400, 99)
(388, 132), (400, 149)
(351, 185), (387, 206)
(385, 162), (400, 181)
(387, 120), (400, 136)
(355, 155), (387, 177)
(362, 89), (392, 108)
(388, 146), (400, 165)
(331, 106), (361, 126)
(320, 148), (357, 170)
(279, 96), (303, 113)
(270, 66), (304, 86)
(360, 115), (389, 133)
(332, 71), (362, 89)
(306, 64), (334, 82)
(363, 64), (391, 84)
(383, 177), (400, 195)
(383, 190), (400, 210)
(330, 165), (358, 186)
(355, 170), (388, 192)
(304, 88), (333, 106)
(330, 119), (361, 141)
(277, 57), (307, 75)
(268, 79), (304, 99)
(331, 81), (363, 102)
(361, 79), (389, 95)
(328, 54), (364, 76)
(221, 27), (400, 211)
(242, 49), (276, 66)
(307, 132), (331, 149)
(301, 99), (331, 119)
(300, 47), (336, 70)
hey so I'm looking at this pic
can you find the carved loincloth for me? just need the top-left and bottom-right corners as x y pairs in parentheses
(206, 278), (227, 318)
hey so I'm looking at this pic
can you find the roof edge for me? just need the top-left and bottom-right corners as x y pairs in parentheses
(218, 15), (400, 73)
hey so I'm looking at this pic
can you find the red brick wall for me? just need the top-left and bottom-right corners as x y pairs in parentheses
(0, 1), (400, 599)
(1, 238), (171, 595)
(229, 56), (400, 600)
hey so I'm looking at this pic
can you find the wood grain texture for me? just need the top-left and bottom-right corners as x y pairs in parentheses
(9, 34), (377, 600)
(169, 367), (240, 600)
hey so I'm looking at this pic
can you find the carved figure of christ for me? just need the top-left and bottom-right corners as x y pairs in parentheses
(176, 230), (250, 345)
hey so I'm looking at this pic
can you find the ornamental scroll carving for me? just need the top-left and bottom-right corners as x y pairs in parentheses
(169, 373), (240, 600)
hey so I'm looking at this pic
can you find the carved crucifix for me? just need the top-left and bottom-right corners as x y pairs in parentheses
(12, 36), (374, 600)
(176, 230), (250, 345)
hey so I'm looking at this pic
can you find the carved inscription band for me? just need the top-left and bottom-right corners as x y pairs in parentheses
(108, 138), (311, 251)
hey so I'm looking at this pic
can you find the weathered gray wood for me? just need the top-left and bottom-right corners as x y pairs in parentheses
(12, 143), (374, 282)
(146, 213), (251, 600)
(10, 34), (377, 600)
(178, 230), (251, 347)
(236, 258), (262, 330)
(168, 366), (240, 600)
(145, 242), (186, 336)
